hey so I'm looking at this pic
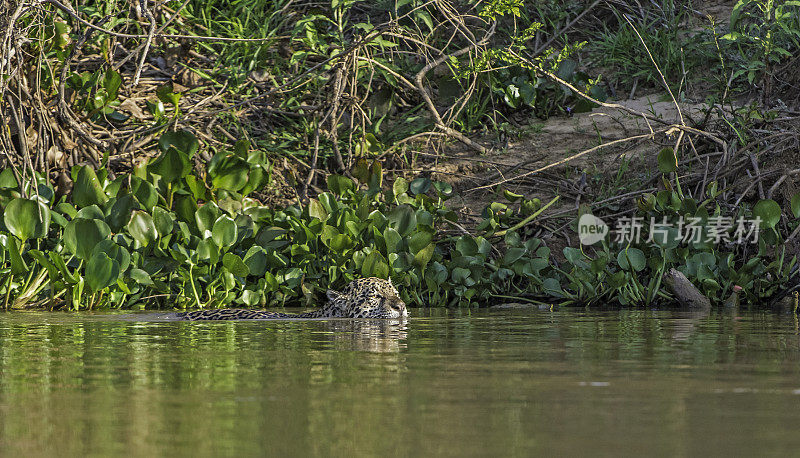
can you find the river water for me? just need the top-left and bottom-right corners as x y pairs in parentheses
(1, 308), (799, 457)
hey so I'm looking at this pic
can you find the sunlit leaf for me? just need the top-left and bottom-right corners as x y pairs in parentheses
(212, 215), (237, 247)
(148, 147), (190, 184)
(222, 252), (250, 277)
(3, 198), (49, 241)
(208, 153), (249, 191)
(72, 165), (107, 208)
(361, 251), (389, 278)
(65, 218), (111, 260)
(127, 211), (158, 247)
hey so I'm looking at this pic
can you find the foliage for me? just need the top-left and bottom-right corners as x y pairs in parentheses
(0, 130), (557, 310)
(589, 1), (713, 93)
(721, 0), (800, 87)
(6, 0), (602, 181)
(1, 128), (798, 310)
(556, 157), (797, 307)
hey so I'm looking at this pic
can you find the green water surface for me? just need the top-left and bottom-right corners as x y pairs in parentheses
(1, 309), (800, 457)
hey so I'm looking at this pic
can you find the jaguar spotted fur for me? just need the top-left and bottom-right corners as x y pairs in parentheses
(175, 277), (407, 321)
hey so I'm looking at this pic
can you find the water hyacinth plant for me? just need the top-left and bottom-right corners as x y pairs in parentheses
(1, 129), (798, 311)
(0, 129), (554, 310)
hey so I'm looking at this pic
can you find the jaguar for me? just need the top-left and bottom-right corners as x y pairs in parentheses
(175, 277), (407, 320)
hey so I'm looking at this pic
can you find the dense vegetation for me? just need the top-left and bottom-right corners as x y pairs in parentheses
(1, 0), (799, 310)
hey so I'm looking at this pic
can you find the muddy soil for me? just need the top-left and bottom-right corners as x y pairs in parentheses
(422, 94), (708, 216)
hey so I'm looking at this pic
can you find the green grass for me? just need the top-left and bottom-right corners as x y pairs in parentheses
(589, 1), (715, 95)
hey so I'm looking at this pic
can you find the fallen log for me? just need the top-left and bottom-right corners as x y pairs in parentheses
(663, 268), (711, 311)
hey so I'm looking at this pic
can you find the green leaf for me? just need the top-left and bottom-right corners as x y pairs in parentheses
(130, 177), (158, 212)
(72, 277), (84, 309)
(451, 267), (471, 284)
(127, 211), (158, 247)
(4, 198), (50, 241)
(197, 239), (219, 264)
(330, 234), (353, 252)
(4, 236), (27, 275)
(753, 199), (781, 228)
(46, 251), (78, 284)
(195, 203), (220, 235)
(327, 174), (356, 195)
(657, 148), (678, 173)
(0, 168), (19, 189)
(148, 147), (191, 184)
(409, 177), (431, 195)
(152, 207), (174, 236)
(241, 289), (261, 307)
(408, 230), (433, 254)
(93, 239), (131, 273)
(503, 247), (527, 265)
(308, 199), (329, 220)
(384, 227), (402, 254)
(392, 177), (409, 196)
(730, 0), (746, 28)
(208, 153), (249, 191)
(222, 252), (250, 277)
(412, 243), (434, 269)
(388, 205), (417, 236)
(456, 236), (479, 257)
(243, 246), (267, 277)
(129, 268), (154, 286)
(72, 165), (108, 208)
(502, 189), (523, 202)
(212, 215), (237, 247)
(85, 251), (120, 292)
(232, 139), (250, 158)
(64, 218), (111, 260)
(256, 226), (286, 246)
(434, 181), (454, 199)
(157, 130), (199, 157)
(156, 82), (180, 108)
(240, 166), (264, 196)
(542, 277), (564, 297)
(75, 205), (104, 220)
(174, 195), (198, 230)
(653, 226), (681, 250)
(29, 249), (58, 279)
(617, 247), (646, 272)
(368, 160), (383, 190)
(108, 194), (139, 231)
(361, 251), (389, 279)
(425, 262), (448, 288)
(320, 225), (341, 247)
(791, 193), (800, 219)
(185, 175), (207, 201)
(103, 69), (122, 101)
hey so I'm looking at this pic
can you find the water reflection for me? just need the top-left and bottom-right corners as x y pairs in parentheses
(323, 319), (408, 353)
(1, 310), (800, 456)
(669, 310), (710, 342)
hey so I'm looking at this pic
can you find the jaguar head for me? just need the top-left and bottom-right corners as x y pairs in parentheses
(325, 277), (408, 318)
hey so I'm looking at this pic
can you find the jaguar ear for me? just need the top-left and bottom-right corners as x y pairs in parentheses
(387, 277), (393, 285)
(326, 289), (343, 302)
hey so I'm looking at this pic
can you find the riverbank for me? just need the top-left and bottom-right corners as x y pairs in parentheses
(1, 0), (799, 310)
